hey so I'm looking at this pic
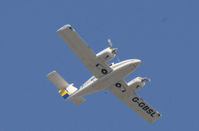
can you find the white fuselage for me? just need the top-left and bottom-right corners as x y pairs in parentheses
(68, 59), (141, 99)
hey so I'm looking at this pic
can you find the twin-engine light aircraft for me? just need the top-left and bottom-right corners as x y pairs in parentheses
(47, 24), (161, 123)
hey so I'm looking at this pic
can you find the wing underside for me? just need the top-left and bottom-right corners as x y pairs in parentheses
(108, 80), (161, 123)
(57, 25), (112, 78)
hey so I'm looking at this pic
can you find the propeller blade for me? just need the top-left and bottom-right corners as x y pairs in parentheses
(108, 39), (113, 48)
(116, 55), (120, 62)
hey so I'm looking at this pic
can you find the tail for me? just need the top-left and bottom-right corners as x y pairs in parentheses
(46, 71), (85, 105)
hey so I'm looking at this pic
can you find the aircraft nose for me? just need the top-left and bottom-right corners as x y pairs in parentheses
(113, 59), (141, 75)
(133, 59), (141, 67)
(126, 59), (141, 70)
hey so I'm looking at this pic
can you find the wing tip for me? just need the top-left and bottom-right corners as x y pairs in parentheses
(46, 70), (57, 78)
(57, 24), (73, 33)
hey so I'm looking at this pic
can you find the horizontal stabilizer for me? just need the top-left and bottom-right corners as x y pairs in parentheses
(47, 71), (78, 100)
(47, 71), (69, 89)
(70, 96), (86, 106)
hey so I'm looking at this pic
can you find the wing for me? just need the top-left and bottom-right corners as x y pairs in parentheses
(108, 80), (161, 123)
(57, 25), (112, 78)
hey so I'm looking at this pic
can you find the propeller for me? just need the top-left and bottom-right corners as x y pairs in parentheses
(108, 39), (120, 62)
(108, 39), (113, 48)
(116, 56), (120, 62)
(107, 39), (118, 54)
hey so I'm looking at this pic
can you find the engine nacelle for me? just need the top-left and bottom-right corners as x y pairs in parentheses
(96, 47), (117, 63)
(127, 77), (150, 91)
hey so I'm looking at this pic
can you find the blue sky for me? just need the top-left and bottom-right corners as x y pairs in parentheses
(0, 0), (199, 130)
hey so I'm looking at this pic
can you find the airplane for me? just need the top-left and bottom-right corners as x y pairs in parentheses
(47, 24), (161, 123)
